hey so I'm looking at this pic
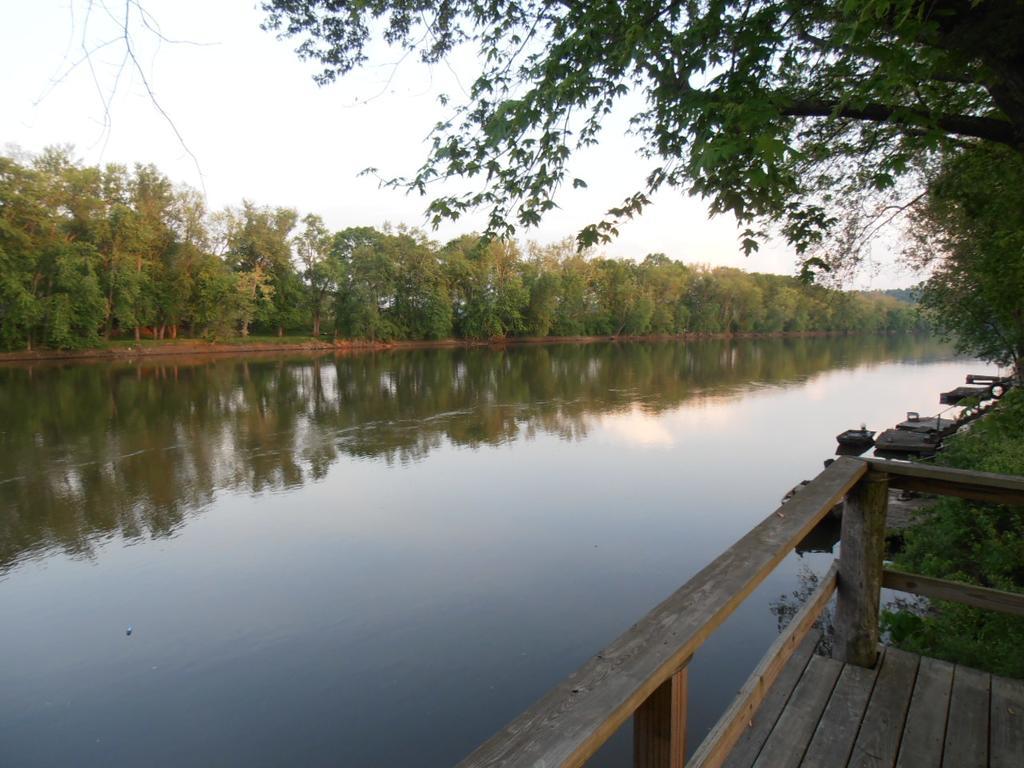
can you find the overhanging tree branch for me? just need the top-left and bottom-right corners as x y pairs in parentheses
(782, 100), (1018, 146)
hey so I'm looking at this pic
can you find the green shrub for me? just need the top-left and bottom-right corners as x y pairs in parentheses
(883, 388), (1024, 677)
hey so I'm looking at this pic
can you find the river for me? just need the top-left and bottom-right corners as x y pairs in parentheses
(0, 336), (990, 766)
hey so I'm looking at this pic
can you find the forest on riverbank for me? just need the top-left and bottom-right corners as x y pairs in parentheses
(0, 149), (924, 352)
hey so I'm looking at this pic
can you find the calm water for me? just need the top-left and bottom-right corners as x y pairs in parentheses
(0, 336), (988, 767)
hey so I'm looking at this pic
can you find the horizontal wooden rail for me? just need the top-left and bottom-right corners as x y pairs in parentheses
(456, 457), (867, 768)
(688, 561), (839, 768)
(882, 568), (1024, 617)
(863, 458), (1024, 506)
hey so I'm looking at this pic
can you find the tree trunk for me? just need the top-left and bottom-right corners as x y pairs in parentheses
(105, 274), (114, 340)
(277, 325), (284, 337)
(313, 311), (321, 337)
(171, 324), (178, 339)
(134, 326), (141, 342)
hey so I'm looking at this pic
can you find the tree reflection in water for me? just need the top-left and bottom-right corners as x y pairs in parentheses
(0, 335), (947, 572)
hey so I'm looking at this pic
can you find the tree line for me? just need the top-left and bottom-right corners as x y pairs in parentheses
(0, 149), (925, 351)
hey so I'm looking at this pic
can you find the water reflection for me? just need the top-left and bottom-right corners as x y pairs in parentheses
(0, 335), (984, 767)
(0, 335), (950, 573)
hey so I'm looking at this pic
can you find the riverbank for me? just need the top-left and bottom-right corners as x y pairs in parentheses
(0, 329), (865, 364)
(883, 387), (1024, 677)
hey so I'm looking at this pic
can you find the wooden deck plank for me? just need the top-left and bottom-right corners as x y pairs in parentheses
(690, 564), (838, 768)
(799, 659), (879, 768)
(721, 644), (1013, 768)
(991, 674), (1024, 768)
(720, 632), (821, 768)
(751, 655), (843, 768)
(942, 665), (990, 768)
(894, 657), (953, 768)
(847, 647), (919, 768)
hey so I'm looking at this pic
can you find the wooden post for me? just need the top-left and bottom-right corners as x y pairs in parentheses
(634, 666), (687, 768)
(833, 469), (888, 667)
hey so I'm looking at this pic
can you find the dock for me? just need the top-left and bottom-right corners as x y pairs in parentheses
(836, 373), (1015, 459)
(725, 635), (1023, 767)
(874, 428), (940, 457)
(894, 414), (957, 435)
(457, 459), (1024, 768)
(940, 385), (993, 405)
(966, 374), (1011, 385)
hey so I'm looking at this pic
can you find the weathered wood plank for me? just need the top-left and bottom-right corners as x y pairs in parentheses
(894, 656), (953, 768)
(800, 660), (879, 768)
(882, 569), (1024, 618)
(966, 374), (1009, 385)
(894, 415), (956, 434)
(991, 674), (1024, 768)
(848, 647), (918, 768)
(834, 471), (888, 668)
(689, 563), (838, 768)
(751, 654), (843, 768)
(943, 665), (990, 768)
(863, 458), (1024, 506)
(939, 385), (991, 405)
(873, 429), (938, 457)
(634, 665), (687, 768)
(720, 632), (821, 768)
(456, 457), (867, 768)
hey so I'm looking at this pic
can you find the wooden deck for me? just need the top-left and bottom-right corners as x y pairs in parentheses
(723, 635), (1024, 768)
(457, 459), (1024, 768)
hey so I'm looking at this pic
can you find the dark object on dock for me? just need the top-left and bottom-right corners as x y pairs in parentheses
(836, 428), (875, 449)
(939, 385), (992, 405)
(874, 427), (940, 457)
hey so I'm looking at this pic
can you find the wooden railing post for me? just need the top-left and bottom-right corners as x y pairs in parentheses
(833, 469), (888, 667)
(634, 665), (688, 768)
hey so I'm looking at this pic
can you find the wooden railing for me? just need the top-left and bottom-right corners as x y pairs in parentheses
(457, 457), (1024, 768)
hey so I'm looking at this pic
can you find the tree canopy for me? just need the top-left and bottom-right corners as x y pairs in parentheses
(910, 144), (1024, 378)
(261, 1), (1024, 265)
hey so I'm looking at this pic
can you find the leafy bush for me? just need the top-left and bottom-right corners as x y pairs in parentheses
(882, 388), (1024, 677)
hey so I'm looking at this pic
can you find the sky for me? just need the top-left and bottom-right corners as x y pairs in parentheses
(1, 0), (917, 287)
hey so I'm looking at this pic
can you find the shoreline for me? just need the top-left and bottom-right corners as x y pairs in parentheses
(0, 329), (873, 364)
